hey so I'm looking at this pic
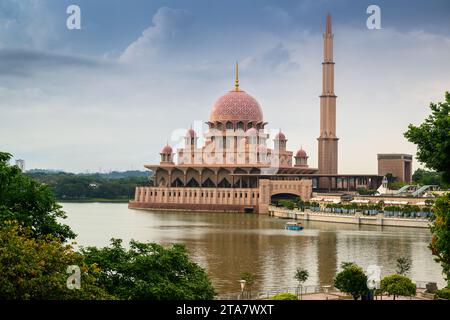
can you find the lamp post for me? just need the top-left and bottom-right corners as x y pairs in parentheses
(239, 280), (246, 300)
(322, 285), (331, 300)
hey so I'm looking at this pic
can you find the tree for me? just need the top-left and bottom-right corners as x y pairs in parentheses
(429, 193), (450, 287)
(0, 152), (75, 241)
(396, 257), (411, 276)
(294, 267), (309, 299)
(380, 274), (416, 300)
(81, 238), (216, 300)
(240, 271), (255, 298)
(404, 92), (450, 289)
(0, 221), (113, 299)
(333, 262), (368, 300)
(404, 91), (450, 183)
(412, 169), (448, 188)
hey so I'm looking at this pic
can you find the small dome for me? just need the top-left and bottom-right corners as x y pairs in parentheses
(210, 90), (263, 123)
(186, 128), (196, 138)
(245, 127), (258, 136)
(296, 149), (307, 158)
(161, 144), (173, 154)
(275, 131), (286, 140)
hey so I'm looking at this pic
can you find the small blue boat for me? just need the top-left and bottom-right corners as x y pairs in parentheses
(285, 221), (304, 231)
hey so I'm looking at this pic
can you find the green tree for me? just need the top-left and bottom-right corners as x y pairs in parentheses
(404, 93), (450, 288)
(294, 267), (309, 299)
(429, 193), (450, 287)
(0, 152), (75, 241)
(396, 257), (411, 276)
(240, 271), (255, 298)
(380, 274), (416, 300)
(81, 238), (216, 300)
(404, 91), (450, 183)
(333, 262), (368, 300)
(412, 169), (448, 188)
(0, 221), (113, 299)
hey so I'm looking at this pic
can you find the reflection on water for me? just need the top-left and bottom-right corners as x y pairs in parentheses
(61, 203), (445, 294)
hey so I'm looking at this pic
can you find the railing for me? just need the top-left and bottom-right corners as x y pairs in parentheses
(216, 281), (438, 300)
(216, 285), (337, 300)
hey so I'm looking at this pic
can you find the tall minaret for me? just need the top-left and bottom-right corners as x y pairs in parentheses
(318, 14), (338, 188)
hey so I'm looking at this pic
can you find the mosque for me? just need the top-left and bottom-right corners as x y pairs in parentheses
(129, 15), (381, 214)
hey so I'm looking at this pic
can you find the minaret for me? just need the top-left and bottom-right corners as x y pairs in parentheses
(318, 14), (338, 188)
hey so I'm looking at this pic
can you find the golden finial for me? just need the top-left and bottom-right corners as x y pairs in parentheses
(234, 61), (239, 91)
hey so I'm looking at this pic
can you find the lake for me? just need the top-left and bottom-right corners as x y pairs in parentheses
(61, 202), (446, 294)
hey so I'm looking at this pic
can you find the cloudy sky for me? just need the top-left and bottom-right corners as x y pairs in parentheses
(1, 0), (449, 173)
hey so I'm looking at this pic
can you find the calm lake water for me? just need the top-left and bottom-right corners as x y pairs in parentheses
(61, 202), (445, 294)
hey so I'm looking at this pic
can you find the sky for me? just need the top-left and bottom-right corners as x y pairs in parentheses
(1, 0), (449, 173)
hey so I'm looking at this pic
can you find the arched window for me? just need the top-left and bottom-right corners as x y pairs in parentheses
(186, 178), (200, 187)
(237, 122), (244, 130)
(226, 121), (233, 130)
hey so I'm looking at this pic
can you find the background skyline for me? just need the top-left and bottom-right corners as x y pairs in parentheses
(1, 0), (450, 173)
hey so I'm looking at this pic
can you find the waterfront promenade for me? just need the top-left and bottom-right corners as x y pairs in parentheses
(268, 206), (430, 228)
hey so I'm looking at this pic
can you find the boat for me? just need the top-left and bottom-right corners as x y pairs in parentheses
(284, 221), (304, 231)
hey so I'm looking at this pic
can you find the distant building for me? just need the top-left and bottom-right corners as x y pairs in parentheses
(15, 159), (25, 172)
(377, 154), (413, 183)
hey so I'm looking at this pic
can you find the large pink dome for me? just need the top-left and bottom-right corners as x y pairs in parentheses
(209, 90), (263, 123)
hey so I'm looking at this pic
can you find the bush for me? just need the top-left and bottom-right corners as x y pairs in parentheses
(0, 221), (113, 299)
(435, 288), (450, 300)
(270, 293), (298, 300)
(380, 274), (416, 300)
(334, 262), (368, 300)
(81, 239), (216, 300)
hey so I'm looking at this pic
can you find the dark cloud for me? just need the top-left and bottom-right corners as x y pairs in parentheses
(0, 49), (101, 76)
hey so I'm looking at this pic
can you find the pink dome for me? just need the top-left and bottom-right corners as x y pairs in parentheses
(245, 127), (258, 136)
(186, 128), (196, 138)
(275, 131), (286, 140)
(210, 90), (263, 123)
(296, 149), (307, 158)
(161, 144), (173, 154)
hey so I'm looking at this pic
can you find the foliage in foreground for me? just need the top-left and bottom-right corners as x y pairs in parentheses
(81, 239), (216, 300)
(379, 274), (416, 300)
(270, 293), (298, 300)
(403, 92), (450, 290)
(333, 262), (368, 300)
(435, 288), (450, 300)
(0, 152), (75, 241)
(0, 222), (113, 300)
(429, 193), (450, 287)
(404, 91), (450, 183)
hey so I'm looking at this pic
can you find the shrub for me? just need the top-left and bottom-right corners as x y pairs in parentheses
(435, 288), (450, 300)
(380, 274), (416, 300)
(270, 293), (298, 300)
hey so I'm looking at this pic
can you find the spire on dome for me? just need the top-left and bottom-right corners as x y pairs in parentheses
(234, 61), (239, 91)
(326, 13), (332, 34)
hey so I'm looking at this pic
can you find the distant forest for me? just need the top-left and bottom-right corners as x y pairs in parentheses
(26, 170), (153, 201)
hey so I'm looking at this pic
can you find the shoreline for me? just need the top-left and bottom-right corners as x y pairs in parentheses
(59, 198), (130, 203)
(269, 206), (430, 228)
